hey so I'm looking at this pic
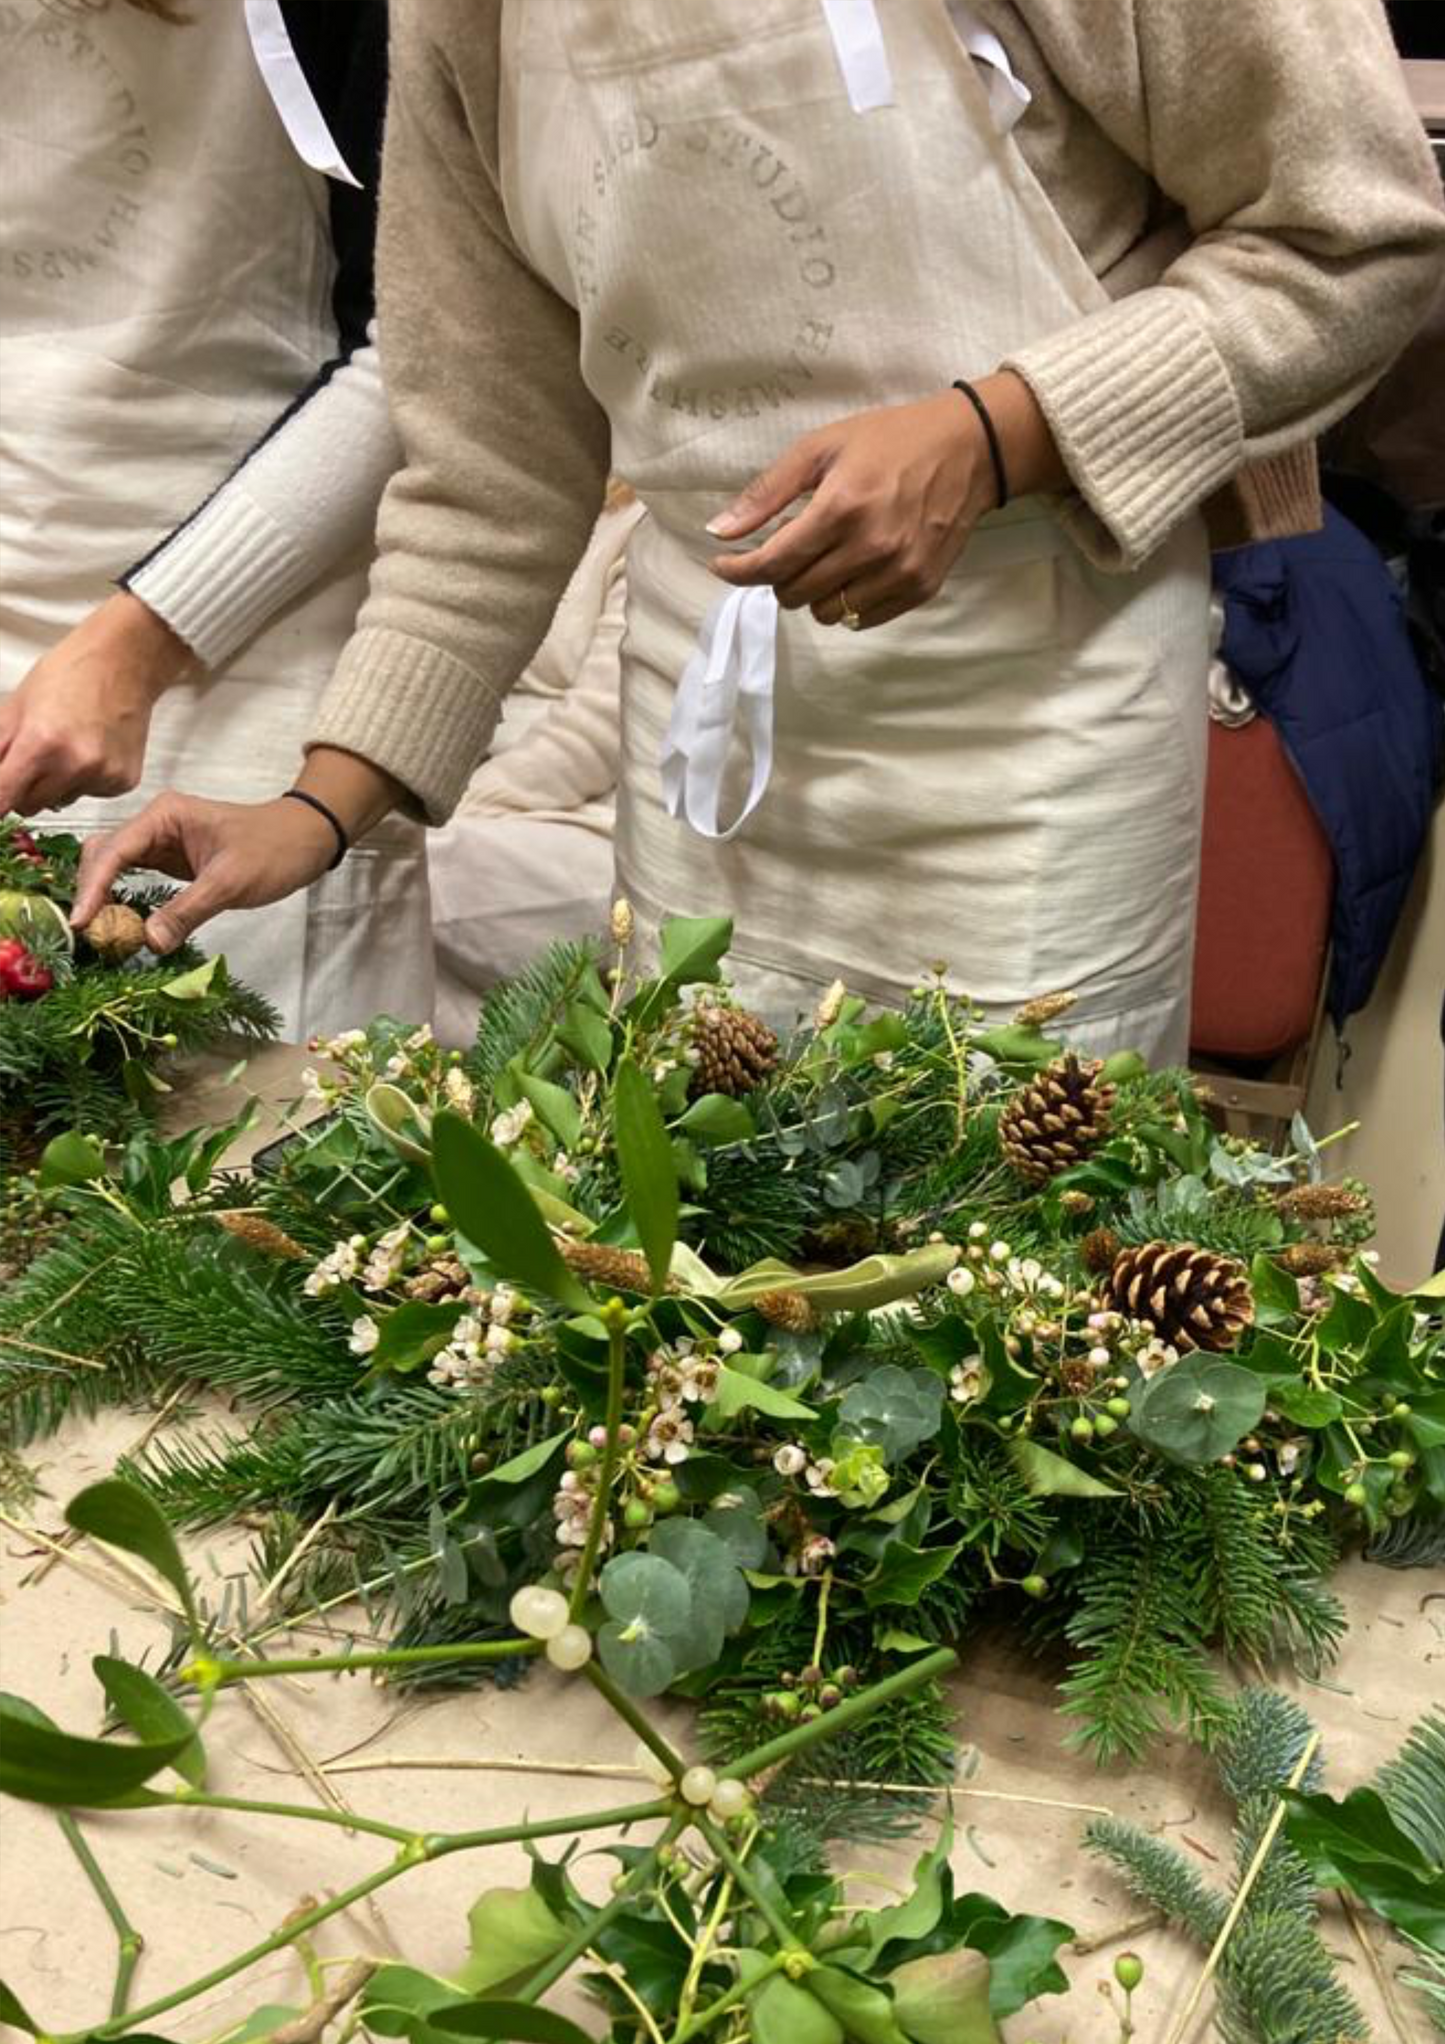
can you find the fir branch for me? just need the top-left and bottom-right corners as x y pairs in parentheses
(466, 938), (599, 1090)
(1375, 1709), (1445, 1868)
(1085, 1817), (1228, 1946)
(1364, 1508), (1445, 1570)
(1213, 1907), (1368, 2044)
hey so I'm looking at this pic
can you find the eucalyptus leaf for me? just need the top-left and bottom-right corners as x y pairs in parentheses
(431, 1110), (590, 1313)
(1130, 1355), (1268, 1466)
(612, 1057), (678, 1294)
(65, 1479), (197, 1635)
(838, 1366), (945, 1464)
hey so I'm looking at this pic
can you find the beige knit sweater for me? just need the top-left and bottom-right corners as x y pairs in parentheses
(313, 0), (1445, 824)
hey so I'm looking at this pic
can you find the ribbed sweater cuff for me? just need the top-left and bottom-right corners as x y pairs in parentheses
(309, 626), (502, 825)
(1004, 290), (1244, 571)
(126, 493), (309, 670)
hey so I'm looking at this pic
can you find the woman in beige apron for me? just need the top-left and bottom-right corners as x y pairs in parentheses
(0, 0), (430, 1038)
(66, 1), (1445, 1059)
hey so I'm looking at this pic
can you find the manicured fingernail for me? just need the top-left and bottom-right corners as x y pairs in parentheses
(706, 509), (744, 539)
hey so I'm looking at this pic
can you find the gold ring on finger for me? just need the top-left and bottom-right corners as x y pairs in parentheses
(839, 586), (863, 631)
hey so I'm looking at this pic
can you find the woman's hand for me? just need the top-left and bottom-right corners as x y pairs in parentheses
(707, 371), (1066, 629)
(70, 749), (404, 952)
(0, 592), (194, 815)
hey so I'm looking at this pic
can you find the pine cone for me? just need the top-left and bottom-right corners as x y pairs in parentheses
(688, 999), (779, 1100)
(999, 1053), (1117, 1186)
(1082, 1226), (1122, 1275)
(1274, 1241), (1346, 1278)
(1272, 1185), (1371, 1222)
(754, 1288), (822, 1335)
(1011, 989), (1078, 1030)
(1105, 1241), (1254, 1353)
(214, 1211), (308, 1261)
(557, 1238), (675, 1295)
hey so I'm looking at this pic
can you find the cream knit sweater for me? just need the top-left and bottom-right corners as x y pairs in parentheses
(313, 0), (1445, 824)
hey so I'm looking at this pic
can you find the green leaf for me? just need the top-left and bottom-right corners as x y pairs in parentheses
(964, 1910), (1073, 2018)
(613, 1057), (678, 1294)
(710, 1363), (818, 1423)
(159, 955), (220, 1001)
(597, 1552), (692, 1696)
(516, 1071), (584, 1153)
(368, 1300), (466, 1379)
(1130, 1355), (1268, 1466)
(648, 1519), (749, 1663)
(0, 1691), (193, 1807)
(365, 1082), (434, 1167)
(1283, 1789), (1445, 1948)
(717, 1245), (960, 1317)
(805, 1965), (909, 2044)
(457, 1886), (568, 1995)
(556, 1002), (613, 1075)
(93, 1656), (204, 1788)
(361, 1964), (467, 2039)
(839, 1367), (946, 1464)
(748, 1969), (844, 2044)
(858, 1810), (953, 1964)
(1008, 1440), (1121, 1500)
(0, 1981), (40, 2035)
(431, 1110), (590, 1313)
(863, 1542), (965, 1610)
(703, 1492), (769, 1569)
(37, 1130), (107, 1188)
(1268, 1379), (1344, 1429)
(678, 1093), (756, 1144)
(219, 2004), (306, 2044)
(429, 2001), (595, 2044)
(1250, 1252), (1302, 1327)
(887, 1951), (1000, 2043)
(658, 914), (733, 987)
(970, 1023), (1061, 1070)
(464, 1433), (569, 1532)
(65, 1479), (197, 1635)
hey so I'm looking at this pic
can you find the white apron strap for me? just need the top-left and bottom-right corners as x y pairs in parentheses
(819, 0), (895, 113)
(243, 0), (362, 187)
(945, 3), (1033, 134)
(659, 586), (779, 841)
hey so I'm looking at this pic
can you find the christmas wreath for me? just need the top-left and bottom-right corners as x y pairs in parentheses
(0, 818), (276, 1185)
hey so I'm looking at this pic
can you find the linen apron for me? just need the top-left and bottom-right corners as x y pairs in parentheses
(0, 0), (432, 1040)
(499, 0), (1210, 1061)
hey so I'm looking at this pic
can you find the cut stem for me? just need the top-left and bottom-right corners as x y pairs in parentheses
(695, 1813), (799, 1955)
(569, 1306), (629, 1622)
(585, 1658), (685, 1782)
(57, 1814), (144, 2018)
(189, 1635), (542, 1685)
(517, 1810), (687, 2001)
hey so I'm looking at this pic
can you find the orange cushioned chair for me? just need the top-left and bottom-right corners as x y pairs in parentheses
(1189, 716), (1336, 1140)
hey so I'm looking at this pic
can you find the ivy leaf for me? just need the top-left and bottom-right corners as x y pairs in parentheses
(1268, 1380), (1344, 1429)
(158, 955), (221, 1001)
(1008, 1440), (1121, 1500)
(886, 1951), (1000, 2043)
(369, 1300), (466, 1379)
(710, 1362), (818, 1423)
(1283, 1789), (1445, 1948)
(746, 1966), (844, 2044)
(429, 2003), (595, 2044)
(457, 1886), (568, 1996)
(862, 1541), (964, 1610)
(359, 1965), (466, 2039)
(838, 1366), (946, 1464)
(658, 914), (733, 987)
(463, 1433), (569, 1532)
(805, 1964), (909, 2044)
(431, 1110), (590, 1313)
(0, 1691), (193, 1808)
(1130, 1355), (1268, 1466)
(65, 1479), (197, 1637)
(964, 1908), (1073, 2017)
(1251, 1252), (1302, 1328)
(857, 1809), (953, 1964)
(613, 1057), (678, 1294)
(93, 1656), (204, 1788)
(678, 1093), (756, 1144)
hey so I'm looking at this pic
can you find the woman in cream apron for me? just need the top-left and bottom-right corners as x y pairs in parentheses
(498, 0), (1210, 1061)
(0, 0), (430, 1037)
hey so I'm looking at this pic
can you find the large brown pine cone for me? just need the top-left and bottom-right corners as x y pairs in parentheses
(999, 1053), (1116, 1186)
(1105, 1240), (1255, 1353)
(688, 1000), (779, 1100)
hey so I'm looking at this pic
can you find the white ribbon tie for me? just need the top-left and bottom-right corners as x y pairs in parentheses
(660, 586), (780, 841)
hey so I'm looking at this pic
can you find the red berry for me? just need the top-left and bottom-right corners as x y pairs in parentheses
(0, 937), (52, 999)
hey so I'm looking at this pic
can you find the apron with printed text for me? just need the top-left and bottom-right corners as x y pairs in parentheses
(0, 0), (431, 1039)
(499, 0), (1210, 1059)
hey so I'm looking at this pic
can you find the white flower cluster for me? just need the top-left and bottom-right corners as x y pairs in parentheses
(490, 1099), (535, 1149)
(304, 1234), (367, 1297)
(443, 1064), (477, 1115)
(361, 1220), (412, 1294)
(386, 1023), (436, 1080)
(428, 1284), (520, 1390)
(553, 1464), (615, 1555)
(771, 1443), (837, 1496)
(949, 1357), (986, 1404)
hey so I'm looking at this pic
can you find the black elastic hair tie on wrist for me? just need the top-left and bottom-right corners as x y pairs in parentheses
(951, 378), (1010, 512)
(283, 788), (349, 871)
